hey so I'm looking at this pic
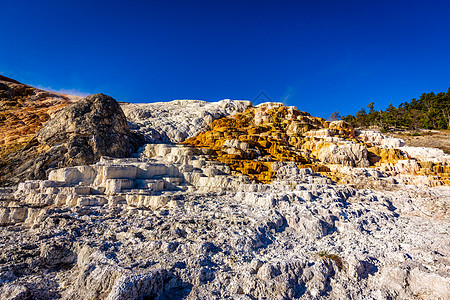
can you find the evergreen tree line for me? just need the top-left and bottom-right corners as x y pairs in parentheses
(333, 87), (450, 131)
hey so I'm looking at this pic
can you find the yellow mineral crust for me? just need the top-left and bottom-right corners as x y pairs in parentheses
(184, 103), (356, 183)
(367, 147), (408, 165)
(417, 162), (450, 185)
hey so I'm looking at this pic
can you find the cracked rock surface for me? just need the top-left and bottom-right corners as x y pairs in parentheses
(0, 145), (449, 299)
(121, 99), (252, 143)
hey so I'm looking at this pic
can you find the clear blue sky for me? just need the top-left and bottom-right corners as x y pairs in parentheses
(1, 0), (450, 118)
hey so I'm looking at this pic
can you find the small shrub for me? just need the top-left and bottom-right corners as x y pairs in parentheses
(289, 181), (296, 191)
(315, 251), (345, 271)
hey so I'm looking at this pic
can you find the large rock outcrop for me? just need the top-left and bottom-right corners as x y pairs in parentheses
(183, 102), (450, 186)
(1, 89), (450, 299)
(0, 93), (144, 186)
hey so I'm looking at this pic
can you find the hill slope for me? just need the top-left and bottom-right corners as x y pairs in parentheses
(0, 76), (81, 158)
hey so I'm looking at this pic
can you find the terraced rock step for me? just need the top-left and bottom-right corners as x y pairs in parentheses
(184, 102), (450, 186)
(0, 144), (249, 226)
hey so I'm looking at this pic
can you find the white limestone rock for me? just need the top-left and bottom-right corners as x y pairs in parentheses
(316, 142), (370, 167)
(1, 136), (450, 299)
(357, 130), (405, 147)
(400, 145), (450, 165)
(408, 267), (450, 299)
(304, 128), (335, 138)
(121, 99), (252, 143)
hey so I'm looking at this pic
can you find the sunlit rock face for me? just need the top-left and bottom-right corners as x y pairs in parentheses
(1, 141), (449, 299)
(183, 102), (363, 183)
(0, 75), (81, 159)
(183, 102), (450, 186)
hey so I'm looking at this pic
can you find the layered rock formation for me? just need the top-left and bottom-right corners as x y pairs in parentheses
(1, 142), (449, 299)
(184, 103), (355, 183)
(184, 103), (450, 187)
(0, 93), (144, 186)
(1, 82), (449, 299)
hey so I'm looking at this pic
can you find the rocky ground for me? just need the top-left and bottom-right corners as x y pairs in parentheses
(0, 79), (449, 299)
(388, 130), (450, 154)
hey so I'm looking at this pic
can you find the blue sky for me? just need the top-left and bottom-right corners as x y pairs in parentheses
(1, 0), (450, 118)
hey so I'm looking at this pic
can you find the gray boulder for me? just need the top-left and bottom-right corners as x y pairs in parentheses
(0, 93), (144, 186)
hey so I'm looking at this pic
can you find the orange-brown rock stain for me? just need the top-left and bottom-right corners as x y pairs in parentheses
(367, 147), (408, 165)
(0, 78), (78, 159)
(182, 101), (450, 187)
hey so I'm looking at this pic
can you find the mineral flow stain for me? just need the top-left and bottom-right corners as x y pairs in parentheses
(184, 103), (356, 183)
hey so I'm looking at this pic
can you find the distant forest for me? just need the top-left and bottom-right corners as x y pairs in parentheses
(332, 87), (450, 131)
